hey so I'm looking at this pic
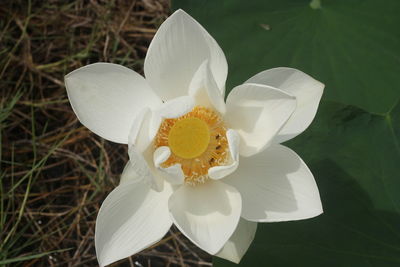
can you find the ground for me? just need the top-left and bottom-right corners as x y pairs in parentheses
(0, 0), (211, 266)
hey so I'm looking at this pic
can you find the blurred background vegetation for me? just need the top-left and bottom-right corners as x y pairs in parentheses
(1, 0), (400, 266)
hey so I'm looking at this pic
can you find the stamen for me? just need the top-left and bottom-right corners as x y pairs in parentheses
(154, 106), (229, 185)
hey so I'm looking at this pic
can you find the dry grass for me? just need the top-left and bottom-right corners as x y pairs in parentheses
(0, 0), (211, 266)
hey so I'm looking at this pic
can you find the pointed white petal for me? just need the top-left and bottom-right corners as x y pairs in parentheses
(209, 129), (239, 180)
(216, 218), (257, 264)
(127, 102), (189, 190)
(158, 164), (185, 185)
(153, 146), (171, 166)
(119, 161), (141, 185)
(246, 68), (324, 143)
(65, 63), (162, 144)
(95, 180), (172, 267)
(189, 60), (226, 114)
(144, 9), (227, 100)
(224, 83), (296, 157)
(128, 145), (162, 190)
(168, 181), (242, 254)
(127, 109), (164, 191)
(129, 108), (162, 156)
(224, 144), (323, 222)
(154, 147), (185, 185)
(155, 96), (195, 119)
(128, 108), (152, 152)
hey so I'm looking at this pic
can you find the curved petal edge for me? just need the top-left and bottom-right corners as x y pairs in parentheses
(144, 9), (227, 100)
(168, 180), (242, 254)
(225, 83), (297, 157)
(65, 63), (161, 144)
(95, 180), (172, 267)
(215, 218), (257, 264)
(224, 144), (323, 222)
(246, 67), (324, 143)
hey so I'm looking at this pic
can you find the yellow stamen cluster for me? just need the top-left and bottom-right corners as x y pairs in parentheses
(154, 106), (228, 185)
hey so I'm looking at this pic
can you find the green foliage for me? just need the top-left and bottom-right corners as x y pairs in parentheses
(219, 100), (400, 266)
(174, 0), (400, 114)
(173, 0), (400, 265)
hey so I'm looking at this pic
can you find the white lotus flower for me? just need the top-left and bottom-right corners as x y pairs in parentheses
(65, 9), (324, 266)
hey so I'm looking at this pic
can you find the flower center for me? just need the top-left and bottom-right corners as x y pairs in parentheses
(168, 117), (210, 159)
(154, 106), (229, 185)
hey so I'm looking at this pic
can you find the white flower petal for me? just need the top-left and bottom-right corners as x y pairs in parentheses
(144, 9), (228, 100)
(155, 96), (195, 119)
(153, 146), (171, 166)
(95, 180), (172, 267)
(209, 129), (239, 180)
(128, 109), (164, 191)
(65, 63), (162, 144)
(246, 68), (324, 143)
(119, 161), (141, 185)
(224, 83), (297, 157)
(168, 180), (242, 254)
(129, 108), (162, 156)
(128, 107), (151, 152)
(216, 218), (257, 264)
(154, 147), (185, 185)
(158, 164), (185, 185)
(224, 144), (323, 222)
(189, 60), (226, 114)
(128, 145), (162, 190)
